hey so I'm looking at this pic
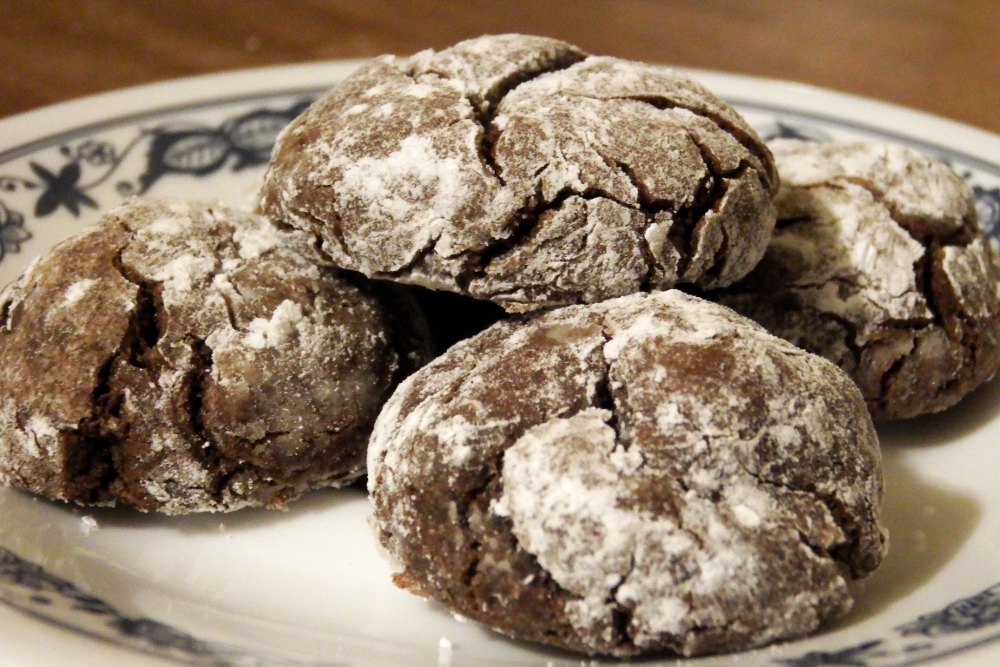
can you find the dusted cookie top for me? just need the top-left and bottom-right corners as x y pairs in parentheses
(0, 198), (430, 514)
(260, 34), (778, 312)
(716, 139), (1000, 420)
(368, 290), (885, 657)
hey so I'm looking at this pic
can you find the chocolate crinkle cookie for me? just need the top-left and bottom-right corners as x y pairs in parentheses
(0, 198), (430, 514)
(259, 34), (778, 313)
(368, 290), (886, 657)
(715, 139), (1000, 420)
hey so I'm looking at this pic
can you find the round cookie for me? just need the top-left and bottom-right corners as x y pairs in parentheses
(0, 198), (430, 514)
(259, 34), (778, 313)
(368, 290), (886, 657)
(715, 139), (1000, 420)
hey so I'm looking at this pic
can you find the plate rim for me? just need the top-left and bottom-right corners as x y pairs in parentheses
(3, 61), (1000, 163)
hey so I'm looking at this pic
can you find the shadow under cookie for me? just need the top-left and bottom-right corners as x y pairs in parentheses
(830, 447), (982, 628)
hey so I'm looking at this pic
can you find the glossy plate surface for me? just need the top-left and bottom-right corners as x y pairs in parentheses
(1, 62), (1000, 667)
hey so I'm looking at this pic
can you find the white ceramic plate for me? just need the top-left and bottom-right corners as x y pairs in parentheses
(1, 61), (1000, 667)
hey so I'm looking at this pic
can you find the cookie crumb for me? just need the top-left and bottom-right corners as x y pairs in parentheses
(437, 637), (453, 667)
(80, 515), (98, 535)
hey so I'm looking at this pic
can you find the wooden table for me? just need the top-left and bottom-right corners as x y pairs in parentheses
(3, 0), (1000, 135)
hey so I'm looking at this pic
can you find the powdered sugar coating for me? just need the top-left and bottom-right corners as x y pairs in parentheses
(368, 290), (885, 656)
(0, 197), (429, 513)
(716, 139), (1000, 420)
(259, 34), (777, 312)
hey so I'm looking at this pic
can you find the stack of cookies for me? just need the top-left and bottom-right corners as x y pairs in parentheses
(3, 34), (1000, 658)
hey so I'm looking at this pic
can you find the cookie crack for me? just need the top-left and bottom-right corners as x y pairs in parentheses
(478, 63), (586, 184)
(811, 179), (974, 343)
(836, 175), (978, 247)
(454, 187), (633, 290)
(588, 148), (710, 290)
(789, 275), (925, 317)
(421, 50), (587, 187)
(289, 202), (351, 265)
(699, 160), (757, 284)
(215, 283), (240, 331)
(780, 285), (876, 368)
(377, 235), (443, 284)
(111, 253), (164, 372)
(121, 235), (244, 493)
(594, 320), (629, 448)
(874, 345), (913, 417)
(68, 249), (169, 502)
(457, 447), (506, 598)
(184, 338), (235, 503)
(112, 248), (248, 504)
(70, 352), (120, 503)
(775, 214), (815, 230)
(609, 553), (637, 650)
(471, 321), (644, 651)
(668, 135), (755, 282)
(734, 454), (869, 578)
(0, 290), (14, 332)
(591, 149), (652, 210)
(582, 320), (651, 652)
(672, 171), (724, 281)
(568, 92), (776, 191)
(186, 338), (212, 442)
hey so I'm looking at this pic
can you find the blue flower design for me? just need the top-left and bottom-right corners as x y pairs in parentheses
(774, 640), (885, 667)
(972, 185), (1000, 241)
(30, 161), (98, 218)
(899, 583), (1000, 637)
(0, 201), (31, 262)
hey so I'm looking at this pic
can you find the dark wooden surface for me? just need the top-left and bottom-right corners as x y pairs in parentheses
(3, 0), (1000, 134)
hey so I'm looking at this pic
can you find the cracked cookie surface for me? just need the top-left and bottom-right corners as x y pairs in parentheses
(367, 290), (886, 657)
(715, 139), (1000, 420)
(259, 34), (778, 313)
(0, 198), (430, 513)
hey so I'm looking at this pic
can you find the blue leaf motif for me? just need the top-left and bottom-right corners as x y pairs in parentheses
(160, 132), (231, 172)
(136, 130), (232, 193)
(0, 201), (31, 261)
(972, 185), (1000, 240)
(760, 120), (833, 143)
(226, 110), (291, 152)
(223, 100), (314, 169)
(131, 100), (314, 192)
(899, 583), (1000, 637)
(774, 640), (884, 666)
